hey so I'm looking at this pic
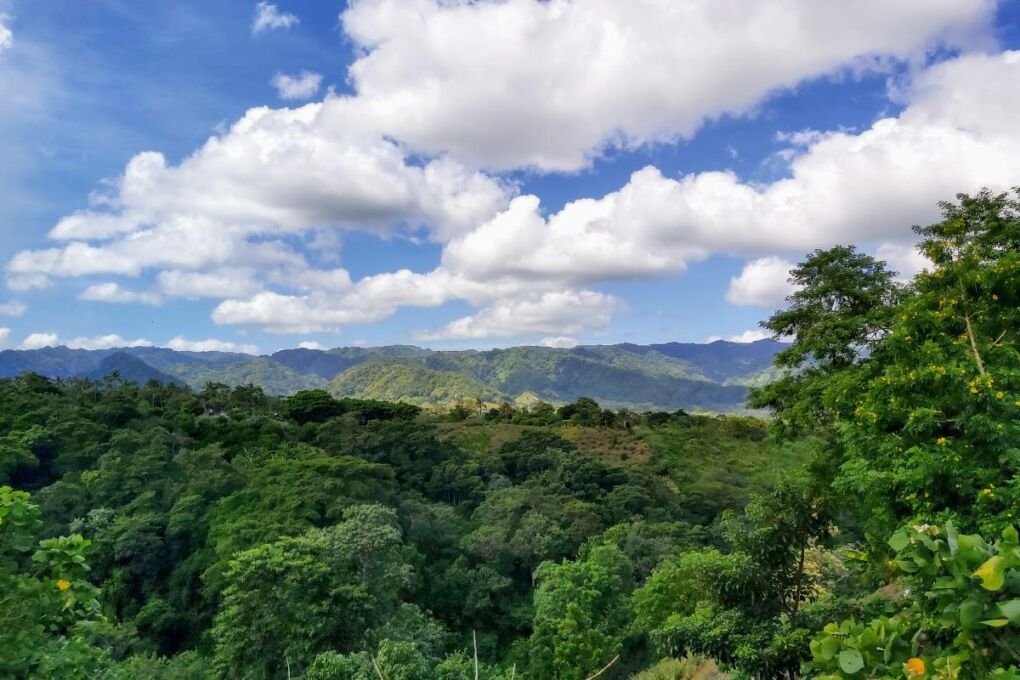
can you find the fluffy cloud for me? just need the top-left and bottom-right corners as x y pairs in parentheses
(50, 109), (509, 240)
(6, 7), (1017, 343)
(0, 300), (26, 316)
(65, 334), (153, 350)
(80, 283), (161, 305)
(13, 332), (253, 353)
(440, 50), (1020, 306)
(20, 332), (58, 350)
(725, 257), (797, 308)
(342, 0), (994, 170)
(6, 273), (50, 291)
(706, 329), (776, 343)
(297, 340), (324, 350)
(0, 327), (9, 346)
(416, 291), (620, 341)
(540, 336), (579, 349)
(271, 71), (322, 100)
(876, 243), (931, 283)
(189, 51), (1020, 337)
(732, 329), (770, 343)
(156, 269), (260, 299)
(6, 104), (510, 292)
(212, 289), (397, 334)
(166, 336), (259, 354)
(252, 2), (297, 34)
(0, 13), (12, 52)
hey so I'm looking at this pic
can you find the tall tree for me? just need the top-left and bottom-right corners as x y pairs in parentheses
(750, 245), (902, 434)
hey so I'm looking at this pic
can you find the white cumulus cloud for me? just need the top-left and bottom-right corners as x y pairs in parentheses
(252, 2), (297, 34)
(80, 282), (162, 305)
(0, 300), (26, 316)
(20, 332), (59, 350)
(540, 336), (579, 349)
(0, 13), (12, 53)
(271, 71), (322, 100)
(66, 334), (153, 350)
(5, 7), (1016, 342)
(166, 336), (259, 355)
(342, 0), (994, 170)
(725, 257), (797, 308)
(875, 243), (931, 283)
(416, 291), (620, 341)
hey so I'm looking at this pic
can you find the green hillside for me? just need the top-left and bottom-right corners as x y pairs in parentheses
(162, 356), (324, 393)
(0, 340), (786, 410)
(327, 360), (504, 405)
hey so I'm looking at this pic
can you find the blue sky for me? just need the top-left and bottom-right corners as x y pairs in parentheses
(1, 0), (1018, 354)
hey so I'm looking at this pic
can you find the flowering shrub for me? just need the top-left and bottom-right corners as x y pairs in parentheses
(808, 522), (1020, 678)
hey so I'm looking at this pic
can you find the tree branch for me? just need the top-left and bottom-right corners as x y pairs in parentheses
(585, 655), (620, 680)
(964, 313), (986, 376)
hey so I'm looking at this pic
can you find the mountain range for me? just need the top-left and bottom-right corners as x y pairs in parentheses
(0, 340), (785, 412)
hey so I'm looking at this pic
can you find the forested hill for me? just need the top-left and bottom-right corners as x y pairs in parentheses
(0, 339), (784, 412)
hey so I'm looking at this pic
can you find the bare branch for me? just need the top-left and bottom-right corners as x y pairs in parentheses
(585, 655), (620, 680)
(372, 656), (387, 680)
(964, 313), (987, 376)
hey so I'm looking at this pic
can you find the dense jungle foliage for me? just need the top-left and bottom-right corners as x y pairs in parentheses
(0, 189), (1017, 679)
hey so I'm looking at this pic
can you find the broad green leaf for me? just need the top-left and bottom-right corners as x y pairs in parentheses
(997, 599), (1020, 623)
(895, 559), (919, 574)
(959, 599), (984, 628)
(817, 635), (841, 661)
(956, 534), (985, 559)
(889, 531), (910, 552)
(838, 649), (864, 674)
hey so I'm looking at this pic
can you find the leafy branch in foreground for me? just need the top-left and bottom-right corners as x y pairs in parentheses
(809, 521), (1020, 679)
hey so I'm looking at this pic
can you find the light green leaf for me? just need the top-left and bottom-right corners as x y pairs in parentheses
(982, 618), (1010, 628)
(997, 599), (1020, 623)
(817, 635), (841, 661)
(946, 520), (959, 554)
(838, 649), (864, 674)
(888, 531), (910, 552)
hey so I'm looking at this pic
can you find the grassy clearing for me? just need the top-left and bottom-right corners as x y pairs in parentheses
(636, 417), (816, 519)
(630, 657), (729, 679)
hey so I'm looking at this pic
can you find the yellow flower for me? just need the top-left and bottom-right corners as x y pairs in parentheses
(905, 657), (925, 677)
(996, 391), (1004, 399)
(56, 579), (71, 591)
(936, 437), (947, 446)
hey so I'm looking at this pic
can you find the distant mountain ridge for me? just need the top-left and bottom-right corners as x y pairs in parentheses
(0, 340), (785, 412)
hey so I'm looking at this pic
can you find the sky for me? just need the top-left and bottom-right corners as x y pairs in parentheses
(0, 0), (1018, 355)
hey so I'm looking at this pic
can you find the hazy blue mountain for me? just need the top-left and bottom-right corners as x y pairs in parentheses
(0, 339), (783, 410)
(84, 352), (184, 386)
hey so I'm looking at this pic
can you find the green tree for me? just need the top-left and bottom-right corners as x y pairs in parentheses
(285, 389), (344, 424)
(749, 245), (902, 434)
(525, 544), (634, 679)
(832, 189), (1019, 537)
(210, 504), (412, 679)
